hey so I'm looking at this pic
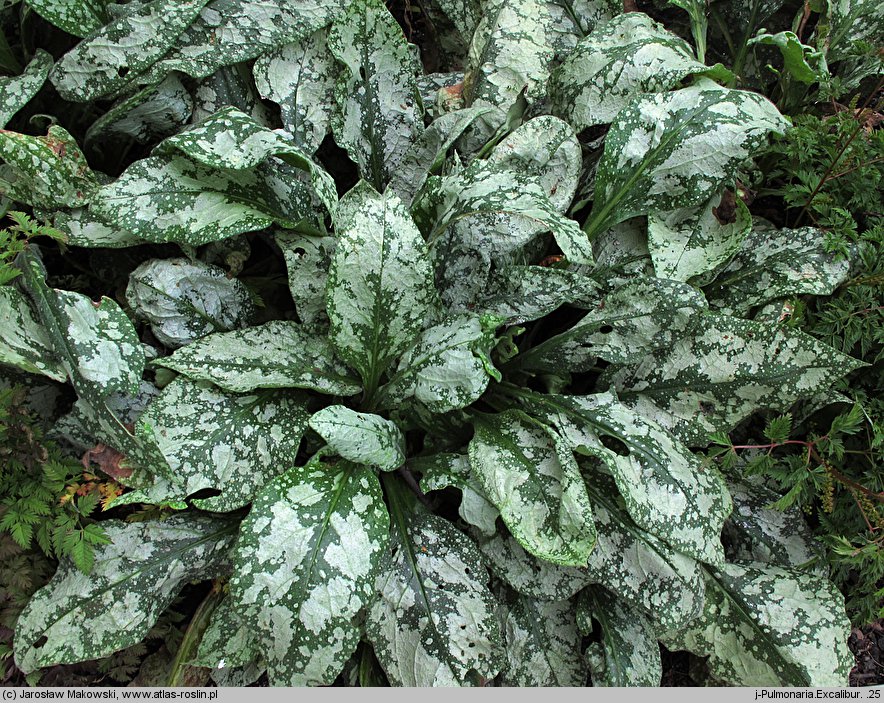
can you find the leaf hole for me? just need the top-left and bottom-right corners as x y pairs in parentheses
(599, 435), (629, 457)
(359, 67), (367, 81)
(33, 636), (48, 649)
(188, 488), (222, 501)
(117, 66), (130, 78)
(598, 324), (614, 334)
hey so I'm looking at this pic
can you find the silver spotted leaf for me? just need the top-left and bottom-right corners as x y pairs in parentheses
(705, 225), (852, 316)
(550, 12), (723, 130)
(0, 126), (98, 209)
(604, 314), (866, 446)
(48, 0), (211, 102)
(155, 320), (361, 396)
(416, 453), (499, 537)
(328, 0), (423, 190)
(500, 596), (586, 686)
(121, 378), (309, 512)
(513, 276), (707, 372)
(648, 190), (752, 283)
(535, 392), (730, 565)
(473, 265), (598, 325)
(660, 561), (852, 686)
(145, 0), (345, 84)
(375, 314), (500, 414)
(0, 49), (52, 128)
(326, 182), (435, 394)
(85, 74), (194, 146)
(193, 593), (261, 671)
(414, 160), (593, 264)
(55, 209), (143, 249)
(723, 480), (826, 574)
(229, 461), (389, 686)
(90, 155), (316, 246)
(126, 258), (254, 349)
(253, 28), (337, 154)
(578, 587), (662, 686)
(0, 286), (66, 381)
(276, 232), (334, 331)
(583, 81), (788, 239)
(24, 0), (107, 37)
(366, 510), (504, 686)
(476, 530), (592, 601)
(826, 0), (884, 62)
(13, 514), (237, 674)
(468, 410), (596, 566)
(192, 63), (273, 127)
(309, 405), (405, 471)
(156, 106), (336, 215)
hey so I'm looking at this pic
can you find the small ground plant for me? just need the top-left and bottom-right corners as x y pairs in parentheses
(0, 0), (880, 688)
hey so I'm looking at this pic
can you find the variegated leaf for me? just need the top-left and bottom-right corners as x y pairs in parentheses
(0, 286), (66, 381)
(578, 588), (662, 687)
(192, 63), (272, 126)
(230, 461), (389, 686)
(583, 81), (788, 239)
(468, 410), (596, 566)
(253, 29), (337, 154)
(0, 126), (98, 208)
(48, 0), (210, 102)
(145, 0), (344, 82)
(705, 225), (851, 315)
(193, 593), (261, 671)
(155, 320), (361, 396)
(328, 0), (422, 189)
(660, 561), (852, 686)
(24, 0), (107, 37)
(13, 514), (236, 673)
(156, 106), (336, 215)
(500, 596), (586, 686)
(550, 13), (725, 130)
(326, 183), (435, 394)
(119, 378), (309, 512)
(366, 509), (504, 686)
(90, 155), (316, 246)
(375, 314), (500, 414)
(604, 314), (865, 446)
(277, 232), (334, 331)
(534, 392), (730, 565)
(126, 258), (254, 349)
(591, 217), (653, 276)
(86, 74), (193, 146)
(0, 50), (51, 128)
(826, 0), (884, 62)
(648, 190), (752, 283)
(416, 453), (500, 537)
(54, 209), (142, 249)
(513, 277), (707, 372)
(309, 405), (405, 471)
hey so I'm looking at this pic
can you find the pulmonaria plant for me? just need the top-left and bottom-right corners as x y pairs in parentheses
(0, 0), (873, 688)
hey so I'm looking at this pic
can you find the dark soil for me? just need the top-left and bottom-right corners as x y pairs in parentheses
(849, 619), (884, 687)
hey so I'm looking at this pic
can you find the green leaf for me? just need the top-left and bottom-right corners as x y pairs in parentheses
(155, 320), (361, 396)
(24, 0), (108, 38)
(89, 154), (316, 246)
(500, 596), (586, 686)
(416, 453), (500, 537)
(54, 208), (142, 249)
(366, 508), (504, 686)
(748, 30), (823, 83)
(550, 13), (726, 130)
(48, 0), (211, 102)
(468, 410), (596, 566)
(375, 314), (500, 414)
(0, 286), (66, 381)
(309, 405), (405, 471)
(534, 392), (730, 565)
(660, 561), (852, 686)
(705, 225), (852, 316)
(253, 28), (337, 154)
(193, 593), (261, 671)
(0, 126), (98, 208)
(326, 182), (435, 395)
(0, 50), (52, 128)
(126, 258), (254, 349)
(156, 106), (336, 215)
(13, 514), (237, 674)
(583, 81), (788, 239)
(328, 0), (423, 190)
(277, 232), (334, 331)
(229, 461), (389, 686)
(578, 587), (662, 686)
(120, 378), (309, 512)
(513, 277), (707, 372)
(604, 314), (866, 446)
(648, 190), (752, 283)
(192, 63), (272, 126)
